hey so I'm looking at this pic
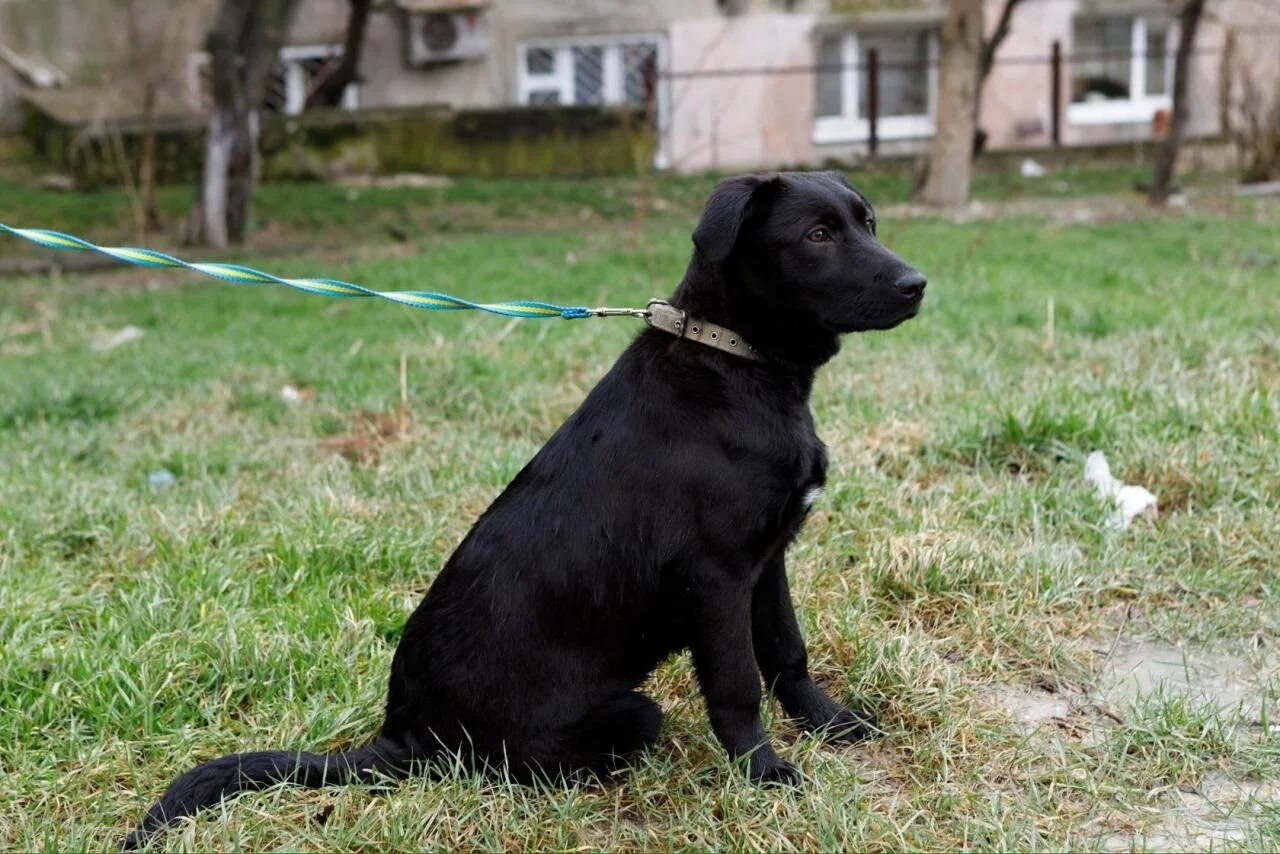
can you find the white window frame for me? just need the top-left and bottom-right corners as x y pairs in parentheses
(1067, 15), (1175, 126)
(812, 30), (939, 145)
(187, 44), (359, 116)
(278, 44), (360, 114)
(516, 33), (667, 109)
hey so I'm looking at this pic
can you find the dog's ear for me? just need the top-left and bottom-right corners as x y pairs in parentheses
(692, 174), (783, 266)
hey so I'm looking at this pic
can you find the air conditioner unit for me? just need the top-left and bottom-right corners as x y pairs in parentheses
(403, 8), (489, 66)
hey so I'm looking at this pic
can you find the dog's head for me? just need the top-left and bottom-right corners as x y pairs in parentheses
(682, 171), (925, 363)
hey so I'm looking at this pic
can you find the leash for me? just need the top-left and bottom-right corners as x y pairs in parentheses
(0, 223), (760, 359)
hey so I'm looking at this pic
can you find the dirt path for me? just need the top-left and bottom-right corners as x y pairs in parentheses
(987, 638), (1279, 851)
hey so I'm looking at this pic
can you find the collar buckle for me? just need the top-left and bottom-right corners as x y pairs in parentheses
(644, 299), (762, 362)
(645, 299), (687, 336)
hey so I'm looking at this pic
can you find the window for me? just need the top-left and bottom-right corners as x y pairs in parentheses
(813, 29), (937, 144)
(1069, 15), (1173, 125)
(517, 36), (664, 107)
(269, 45), (360, 115)
(187, 45), (359, 116)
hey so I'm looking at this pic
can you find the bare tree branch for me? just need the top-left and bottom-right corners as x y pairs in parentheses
(1150, 0), (1208, 205)
(307, 0), (373, 108)
(973, 0), (1024, 156)
(979, 0), (1024, 82)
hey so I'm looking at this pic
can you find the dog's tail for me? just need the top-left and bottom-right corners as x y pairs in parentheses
(120, 738), (415, 850)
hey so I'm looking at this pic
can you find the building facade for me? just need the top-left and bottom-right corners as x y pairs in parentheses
(1, 0), (1276, 172)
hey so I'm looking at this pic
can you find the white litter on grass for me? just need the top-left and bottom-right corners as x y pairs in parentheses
(148, 469), (176, 491)
(91, 325), (144, 352)
(1020, 158), (1047, 178)
(1085, 451), (1158, 529)
(281, 384), (314, 405)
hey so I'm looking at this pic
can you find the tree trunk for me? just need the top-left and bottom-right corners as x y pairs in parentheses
(973, 0), (1024, 156)
(922, 0), (983, 208)
(196, 110), (233, 247)
(121, 0), (161, 236)
(138, 79), (161, 233)
(307, 0), (372, 108)
(190, 0), (300, 247)
(1149, 0), (1208, 205)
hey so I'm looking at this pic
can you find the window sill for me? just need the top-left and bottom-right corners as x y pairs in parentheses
(813, 115), (934, 145)
(1067, 96), (1170, 126)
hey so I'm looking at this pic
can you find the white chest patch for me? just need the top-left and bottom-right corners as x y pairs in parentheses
(802, 486), (824, 509)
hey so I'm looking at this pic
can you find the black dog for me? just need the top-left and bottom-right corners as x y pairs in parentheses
(124, 171), (926, 847)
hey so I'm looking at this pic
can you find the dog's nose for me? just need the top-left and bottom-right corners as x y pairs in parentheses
(894, 270), (927, 300)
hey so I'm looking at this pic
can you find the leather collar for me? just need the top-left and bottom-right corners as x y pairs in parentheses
(644, 299), (762, 362)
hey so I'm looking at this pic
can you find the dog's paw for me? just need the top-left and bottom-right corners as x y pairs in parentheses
(801, 703), (877, 744)
(749, 754), (802, 787)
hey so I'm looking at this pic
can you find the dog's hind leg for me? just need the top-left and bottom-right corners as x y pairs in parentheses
(521, 691), (663, 780)
(569, 691), (664, 769)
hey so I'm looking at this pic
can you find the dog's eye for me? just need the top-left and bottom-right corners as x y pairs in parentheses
(806, 227), (832, 243)
(865, 217), (877, 235)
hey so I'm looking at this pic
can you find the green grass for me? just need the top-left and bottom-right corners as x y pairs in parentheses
(1, 176), (1278, 851)
(0, 157), (1200, 259)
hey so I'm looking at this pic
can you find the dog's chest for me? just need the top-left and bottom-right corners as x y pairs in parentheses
(800, 484), (824, 510)
(696, 397), (827, 556)
(786, 446), (827, 518)
(766, 432), (828, 541)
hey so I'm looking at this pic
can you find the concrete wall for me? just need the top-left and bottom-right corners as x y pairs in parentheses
(667, 13), (820, 172)
(1215, 0), (1280, 180)
(0, 0), (471, 118)
(338, 1), (490, 110)
(673, 0), (1249, 170)
(0, 0), (213, 128)
(0, 0), (209, 79)
(0, 0), (734, 119)
(2, 0), (1274, 174)
(356, 0), (725, 111)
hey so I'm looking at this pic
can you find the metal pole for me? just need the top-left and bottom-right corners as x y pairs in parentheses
(867, 47), (879, 157)
(1050, 40), (1062, 148)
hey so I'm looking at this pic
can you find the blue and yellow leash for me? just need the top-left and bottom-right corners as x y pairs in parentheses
(0, 223), (653, 321)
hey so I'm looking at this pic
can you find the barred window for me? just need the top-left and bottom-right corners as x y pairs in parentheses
(517, 36), (662, 107)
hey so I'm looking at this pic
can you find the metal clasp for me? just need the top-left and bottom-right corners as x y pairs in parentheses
(591, 306), (651, 319)
(644, 299), (687, 337)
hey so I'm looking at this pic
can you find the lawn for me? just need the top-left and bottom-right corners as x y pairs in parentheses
(0, 173), (1278, 851)
(0, 150), (1204, 259)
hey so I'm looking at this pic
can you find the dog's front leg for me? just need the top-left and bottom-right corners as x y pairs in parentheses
(690, 576), (800, 785)
(752, 555), (875, 743)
